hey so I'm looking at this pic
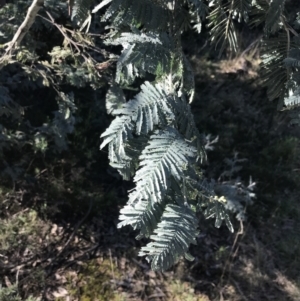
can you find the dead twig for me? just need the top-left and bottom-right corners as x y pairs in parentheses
(39, 11), (111, 59)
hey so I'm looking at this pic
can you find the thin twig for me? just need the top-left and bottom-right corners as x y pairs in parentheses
(39, 11), (110, 58)
(44, 11), (86, 59)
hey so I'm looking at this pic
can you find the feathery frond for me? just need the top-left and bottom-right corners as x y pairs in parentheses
(99, 0), (235, 271)
(118, 198), (166, 239)
(106, 31), (174, 85)
(208, 0), (253, 56)
(102, 80), (177, 138)
(139, 203), (199, 271)
(128, 127), (197, 205)
(102, 0), (171, 31)
(249, 0), (268, 28)
(260, 32), (290, 101)
(208, 0), (239, 56)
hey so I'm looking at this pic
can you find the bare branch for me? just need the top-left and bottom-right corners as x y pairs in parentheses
(5, 0), (44, 53)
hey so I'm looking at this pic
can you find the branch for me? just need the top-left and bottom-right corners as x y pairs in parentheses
(5, 0), (44, 53)
(39, 11), (110, 58)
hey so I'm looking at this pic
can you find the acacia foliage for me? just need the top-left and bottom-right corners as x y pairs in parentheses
(1, 0), (299, 271)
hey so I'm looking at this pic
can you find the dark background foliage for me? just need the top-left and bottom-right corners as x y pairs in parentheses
(1, 0), (300, 300)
